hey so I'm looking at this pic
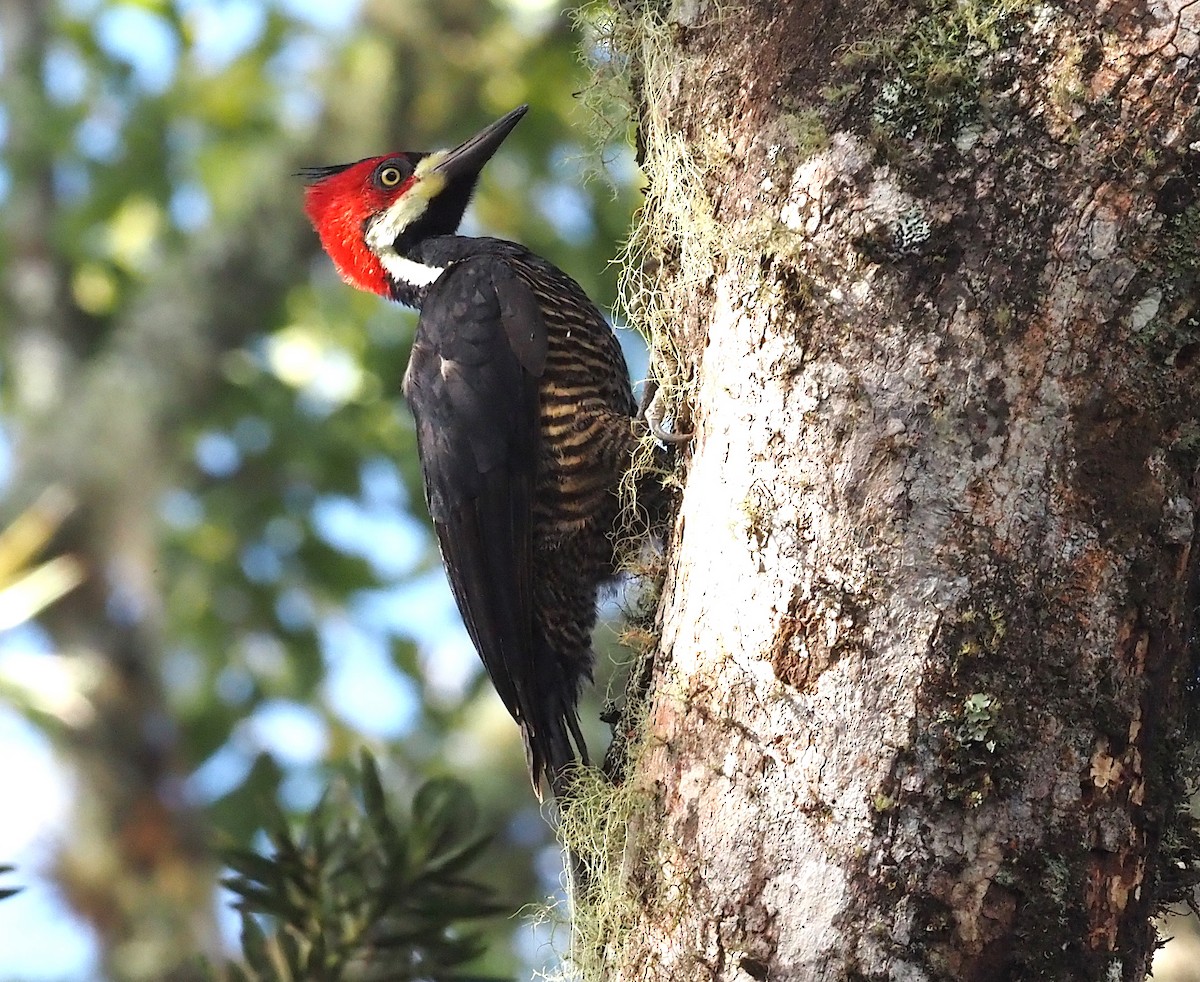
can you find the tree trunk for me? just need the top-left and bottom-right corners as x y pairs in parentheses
(581, 1), (1200, 979)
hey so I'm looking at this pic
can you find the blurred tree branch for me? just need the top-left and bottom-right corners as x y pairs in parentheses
(0, 486), (83, 630)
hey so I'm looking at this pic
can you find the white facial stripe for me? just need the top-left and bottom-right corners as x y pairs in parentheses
(414, 150), (448, 178)
(364, 153), (450, 253)
(366, 191), (429, 251)
(379, 251), (444, 288)
(364, 149), (452, 295)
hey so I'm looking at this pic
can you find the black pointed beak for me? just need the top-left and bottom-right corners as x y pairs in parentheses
(433, 105), (528, 183)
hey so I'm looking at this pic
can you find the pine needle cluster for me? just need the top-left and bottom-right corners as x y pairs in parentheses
(209, 752), (509, 982)
(0, 865), (19, 903)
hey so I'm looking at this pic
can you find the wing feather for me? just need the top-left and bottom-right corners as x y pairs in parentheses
(402, 256), (553, 783)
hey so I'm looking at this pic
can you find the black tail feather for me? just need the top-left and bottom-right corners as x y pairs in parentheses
(518, 651), (593, 903)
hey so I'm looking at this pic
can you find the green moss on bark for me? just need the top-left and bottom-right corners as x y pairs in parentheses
(841, 0), (1031, 143)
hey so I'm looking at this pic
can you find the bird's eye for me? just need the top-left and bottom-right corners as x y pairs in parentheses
(376, 163), (406, 189)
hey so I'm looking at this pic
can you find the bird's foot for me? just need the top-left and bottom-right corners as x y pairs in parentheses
(641, 384), (691, 444)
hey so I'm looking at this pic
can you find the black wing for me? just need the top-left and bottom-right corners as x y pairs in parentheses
(402, 255), (564, 792)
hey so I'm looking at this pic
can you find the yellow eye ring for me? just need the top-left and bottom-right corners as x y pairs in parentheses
(378, 165), (404, 188)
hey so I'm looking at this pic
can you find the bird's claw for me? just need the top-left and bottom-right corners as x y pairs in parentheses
(642, 385), (691, 444)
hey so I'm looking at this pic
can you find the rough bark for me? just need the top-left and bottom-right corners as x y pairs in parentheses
(587, 0), (1200, 979)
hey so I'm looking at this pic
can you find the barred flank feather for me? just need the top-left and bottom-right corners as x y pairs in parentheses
(403, 235), (637, 799)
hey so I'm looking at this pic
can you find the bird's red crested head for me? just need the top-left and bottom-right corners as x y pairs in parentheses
(301, 153), (420, 298)
(301, 107), (529, 301)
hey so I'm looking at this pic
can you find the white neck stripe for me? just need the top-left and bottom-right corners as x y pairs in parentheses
(379, 250), (444, 289)
(362, 158), (450, 298)
(363, 159), (447, 254)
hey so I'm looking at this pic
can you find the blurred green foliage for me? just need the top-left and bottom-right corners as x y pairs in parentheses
(0, 0), (639, 977)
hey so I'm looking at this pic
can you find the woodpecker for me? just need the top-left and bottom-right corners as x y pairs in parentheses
(301, 106), (640, 800)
